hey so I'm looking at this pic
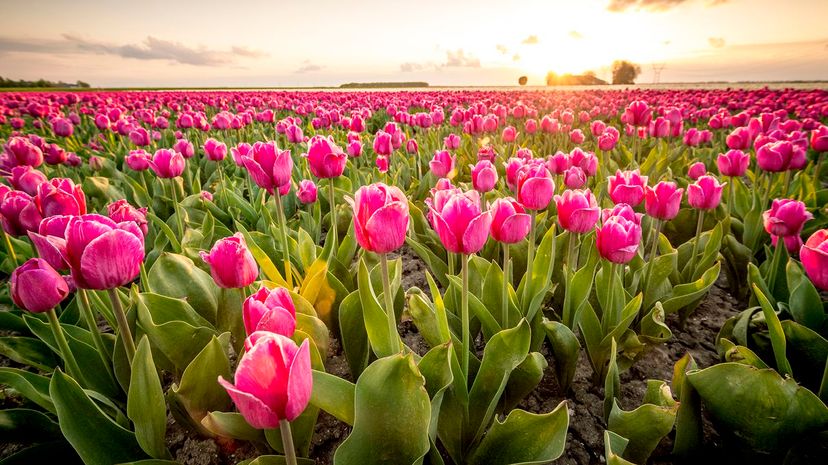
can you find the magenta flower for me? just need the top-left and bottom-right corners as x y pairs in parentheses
(126, 150), (151, 171)
(687, 162), (706, 181)
(107, 199), (148, 236)
(218, 333), (311, 429)
(11, 258), (69, 313)
(243, 286), (296, 338)
(763, 199), (812, 237)
(516, 162), (555, 211)
(621, 100), (652, 127)
(644, 181), (683, 221)
(607, 170), (648, 206)
(28, 215), (72, 270)
(596, 213), (642, 264)
(241, 141), (292, 194)
(149, 149), (186, 178)
(428, 189), (492, 255)
(231, 143), (253, 166)
(296, 180), (318, 204)
(204, 138), (228, 162)
(430, 150), (455, 178)
(200, 233), (259, 289)
(35, 178), (87, 218)
(471, 160), (497, 193)
(716, 150), (750, 177)
(800, 229), (828, 290)
(8, 166), (47, 195)
(490, 198), (530, 244)
(373, 131), (393, 156)
(555, 189), (600, 234)
(687, 175), (725, 210)
(0, 191), (42, 237)
(444, 133), (461, 150)
(347, 183), (409, 254)
(306, 136), (347, 179)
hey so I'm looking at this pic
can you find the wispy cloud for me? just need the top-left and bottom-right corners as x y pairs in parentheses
(708, 37), (726, 48)
(445, 49), (480, 67)
(496, 44), (509, 55)
(0, 34), (266, 66)
(295, 60), (323, 73)
(607, 0), (725, 12)
(521, 35), (539, 45)
(569, 30), (584, 40)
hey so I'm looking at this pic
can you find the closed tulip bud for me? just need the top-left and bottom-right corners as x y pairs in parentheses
(11, 258), (69, 313)
(517, 163), (554, 211)
(1, 191), (42, 236)
(126, 150), (151, 171)
(590, 120), (607, 137)
(569, 129), (585, 144)
(346, 183), (409, 254)
(546, 151), (570, 175)
(621, 101), (652, 127)
(406, 138), (419, 154)
(51, 118), (73, 138)
(607, 170), (648, 206)
(490, 198), (531, 244)
(129, 127), (151, 147)
(242, 142), (292, 194)
(9, 165), (47, 195)
(375, 155), (389, 173)
(687, 162), (706, 180)
(173, 139), (195, 159)
(756, 141), (793, 172)
(563, 166), (587, 189)
(502, 126), (518, 143)
(200, 233), (259, 289)
(471, 160), (497, 193)
(243, 286), (296, 337)
(285, 124), (304, 144)
(800, 229), (828, 290)
(44, 144), (68, 165)
(149, 149), (185, 178)
(763, 199), (812, 237)
(306, 135), (347, 179)
(430, 150), (456, 178)
(347, 140), (363, 158)
(569, 148), (597, 176)
(555, 189), (600, 234)
(373, 131), (393, 156)
(107, 199), (148, 236)
(296, 180), (318, 204)
(94, 114), (110, 130)
(504, 157), (524, 191)
(598, 128), (619, 151)
(200, 190), (214, 202)
(218, 333), (311, 428)
(35, 178), (87, 217)
(524, 119), (538, 134)
(428, 189), (492, 255)
(602, 203), (642, 225)
(62, 214), (145, 289)
(596, 214), (642, 264)
(716, 150), (749, 177)
(811, 126), (828, 152)
(645, 181), (683, 221)
(204, 138), (227, 161)
(687, 175), (724, 210)
(443, 133), (461, 150)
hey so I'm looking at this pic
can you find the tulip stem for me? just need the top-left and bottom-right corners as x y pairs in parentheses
(275, 191), (293, 289)
(461, 253), (470, 380)
(685, 210), (705, 282)
(169, 179), (185, 240)
(278, 419), (298, 465)
(567, 232), (578, 274)
(217, 161), (230, 210)
(641, 220), (661, 300)
(1, 228), (18, 268)
(501, 243), (510, 328)
(107, 288), (136, 366)
(46, 308), (82, 381)
(328, 178), (337, 257)
(727, 176), (735, 219)
(815, 153), (824, 194)
(79, 290), (114, 376)
(526, 210), (537, 274)
(766, 238), (784, 295)
(379, 254), (400, 353)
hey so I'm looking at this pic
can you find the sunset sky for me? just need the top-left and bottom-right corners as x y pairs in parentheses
(0, 0), (826, 87)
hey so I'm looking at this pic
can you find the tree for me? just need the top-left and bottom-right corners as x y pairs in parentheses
(611, 60), (641, 85)
(518, 76), (528, 86)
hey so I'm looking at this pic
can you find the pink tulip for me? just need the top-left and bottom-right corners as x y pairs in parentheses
(28, 215), (72, 270)
(204, 138), (228, 162)
(763, 199), (812, 237)
(502, 126), (518, 143)
(107, 199), (148, 236)
(811, 125), (828, 152)
(477, 146), (496, 163)
(60, 214), (145, 290)
(296, 180), (317, 204)
(716, 150), (750, 177)
(347, 183), (409, 254)
(373, 131), (393, 156)
(621, 101), (652, 127)
(504, 157), (524, 191)
(602, 203), (642, 225)
(428, 189), (492, 255)
(149, 149), (185, 178)
(596, 213), (642, 264)
(490, 198), (531, 244)
(687, 175), (724, 210)
(218, 333), (311, 428)
(516, 163), (554, 211)
(231, 143), (253, 166)
(285, 125), (304, 144)
(129, 127), (151, 147)
(347, 140), (363, 158)
(243, 286), (296, 337)
(44, 144), (68, 165)
(444, 133), (460, 150)
(471, 160), (497, 193)
(563, 166), (587, 189)
(569, 148), (598, 176)
(756, 140), (794, 172)
(644, 181), (683, 221)
(0, 191), (42, 236)
(546, 151), (570, 175)
(406, 139), (419, 154)
(771, 234), (803, 255)
(607, 170), (648, 206)
(8, 166), (47, 195)
(200, 233), (259, 289)
(598, 127), (619, 151)
(430, 150), (455, 178)
(241, 141), (293, 194)
(687, 162), (706, 180)
(591, 120), (607, 137)
(569, 129), (585, 144)
(11, 258), (69, 313)
(35, 178), (86, 218)
(126, 150), (151, 171)
(173, 139), (195, 158)
(800, 229), (828, 290)
(51, 118), (73, 138)
(306, 136), (347, 179)
(555, 189), (600, 234)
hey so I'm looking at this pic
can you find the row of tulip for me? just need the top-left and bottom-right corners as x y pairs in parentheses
(0, 88), (826, 464)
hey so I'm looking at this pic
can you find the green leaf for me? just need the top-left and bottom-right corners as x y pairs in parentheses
(608, 399), (677, 463)
(501, 352), (547, 412)
(50, 370), (147, 465)
(604, 338), (620, 422)
(688, 363), (828, 453)
(662, 261), (721, 317)
(0, 368), (54, 413)
(128, 336), (171, 459)
(785, 261), (825, 331)
(640, 303), (672, 345)
(0, 408), (62, 442)
(168, 333), (232, 431)
(405, 237), (449, 288)
(781, 320), (828, 391)
(147, 253), (219, 325)
(672, 355), (702, 458)
(753, 284), (793, 377)
(309, 370), (356, 426)
(604, 430), (636, 465)
(468, 403), (569, 465)
(562, 246), (598, 328)
(201, 411), (265, 442)
(417, 343), (455, 465)
(357, 258), (397, 358)
(0, 336), (57, 372)
(334, 354), (431, 465)
(338, 291), (370, 378)
(542, 320), (580, 393)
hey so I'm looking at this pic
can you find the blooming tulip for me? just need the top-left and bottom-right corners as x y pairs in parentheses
(243, 286), (296, 337)
(622, 100), (652, 127)
(241, 141), (292, 194)
(306, 136), (347, 179)
(563, 166), (587, 189)
(645, 181), (683, 221)
(126, 150), (151, 171)
(596, 214), (642, 264)
(8, 165), (47, 195)
(811, 126), (828, 152)
(296, 180), (317, 204)
(231, 143), (253, 166)
(763, 199), (812, 237)
(516, 163), (554, 211)
(687, 175), (724, 210)
(51, 118), (74, 138)
(0, 191), (41, 236)
(608, 170), (647, 206)
(35, 178), (86, 217)
(756, 141), (794, 172)
(428, 189), (492, 255)
(107, 199), (148, 236)
(285, 124), (304, 144)
(800, 229), (828, 290)
(471, 160), (497, 193)
(218, 333), (311, 428)
(149, 148), (185, 178)
(490, 198), (531, 244)
(204, 138), (228, 161)
(555, 189), (600, 234)
(11, 258), (69, 313)
(716, 150), (749, 177)
(347, 183), (409, 254)
(430, 150), (455, 178)
(200, 233), (259, 289)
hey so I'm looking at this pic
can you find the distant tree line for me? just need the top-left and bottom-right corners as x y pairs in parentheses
(546, 71), (607, 86)
(340, 82), (428, 89)
(0, 76), (91, 88)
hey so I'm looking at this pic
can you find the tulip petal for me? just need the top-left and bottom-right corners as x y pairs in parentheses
(498, 213), (531, 244)
(462, 212), (493, 254)
(79, 229), (144, 289)
(28, 232), (67, 270)
(218, 376), (280, 429)
(364, 202), (409, 253)
(429, 207), (461, 254)
(285, 339), (312, 421)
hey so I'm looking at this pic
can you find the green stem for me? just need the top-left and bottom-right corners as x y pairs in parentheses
(448, 252), (455, 277)
(685, 210), (705, 281)
(278, 419), (298, 465)
(79, 290), (113, 375)
(1, 228), (18, 268)
(328, 178), (337, 256)
(380, 254), (400, 353)
(641, 220), (661, 299)
(461, 253), (470, 379)
(781, 170), (791, 199)
(107, 288), (136, 366)
(46, 308), (82, 380)
(815, 153), (824, 194)
(169, 179), (185, 240)
(604, 262), (617, 330)
(567, 232), (577, 273)
(526, 210), (538, 274)
(767, 237), (784, 295)
(501, 243), (510, 328)
(217, 161), (230, 210)
(275, 191), (293, 289)
(728, 176), (735, 219)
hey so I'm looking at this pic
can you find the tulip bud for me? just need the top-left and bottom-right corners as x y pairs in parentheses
(687, 175), (725, 210)
(306, 136), (347, 178)
(687, 162), (706, 180)
(516, 163), (554, 211)
(763, 199), (812, 237)
(296, 180), (318, 204)
(243, 286), (296, 337)
(347, 183), (409, 254)
(429, 150), (455, 178)
(427, 189), (492, 255)
(63, 214), (145, 290)
(471, 160), (498, 193)
(607, 170), (648, 206)
(644, 181), (683, 221)
(554, 189), (600, 234)
(11, 258), (69, 313)
(200, 233), (259, 289)
(596, 214), (642, 264)
(800, 229), (828, 290)
(149, 149), (185, 178)
(716, 150), (749, 177)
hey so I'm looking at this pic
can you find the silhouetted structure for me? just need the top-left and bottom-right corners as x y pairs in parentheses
(611, 61), (642, 85)
(546, 71), (607, 86)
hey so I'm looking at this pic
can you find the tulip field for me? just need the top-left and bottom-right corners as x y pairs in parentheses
(1, 87), (827, 465)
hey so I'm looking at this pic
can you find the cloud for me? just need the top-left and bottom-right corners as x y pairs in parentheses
(496, 44), (509, 55)
(0, 34), (266, 66)
(607, 0), (727, 12)
(295, 60), (323, 73)
(521, 35), (539, 45)
(444, 49), (480, 67)
(708, 37), (726, 48)
(569, 31), (584, 40)
(512, 54), (521, 62)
